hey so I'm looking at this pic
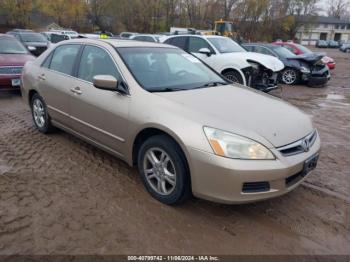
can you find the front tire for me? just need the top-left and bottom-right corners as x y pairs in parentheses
(137, 135), (191, 205)
(281, 68), (299, 85)
(222, 70), (244, 85)
(31, 93), (55, 133)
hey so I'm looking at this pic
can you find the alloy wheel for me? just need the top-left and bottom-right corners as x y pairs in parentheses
(143, 148), (177, 196)
(33, 98), (46, 128)
(282, 69), (297, 85)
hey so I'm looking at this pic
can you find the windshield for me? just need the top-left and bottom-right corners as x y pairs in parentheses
(117, 47), (227, 92)
(20, 33), (47, 43)
(0, 38), (28, 54)
(208, 38), (246, 53)
(295, 44), (312, 54)
(273, 46), (295, 58)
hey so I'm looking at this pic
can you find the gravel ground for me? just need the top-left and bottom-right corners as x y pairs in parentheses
(0, 48), (349, 255)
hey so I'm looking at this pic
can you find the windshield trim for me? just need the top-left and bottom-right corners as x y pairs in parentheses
(115, 46), (229, 93)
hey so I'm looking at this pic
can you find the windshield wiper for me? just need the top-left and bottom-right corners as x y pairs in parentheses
(151, 87), (187, 93)
(193, 81), (228, 89)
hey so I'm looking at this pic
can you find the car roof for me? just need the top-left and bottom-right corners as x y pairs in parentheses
(60, 38), (176, 49)
(167, 34), (226, 39)
(243, 43), (277, 48)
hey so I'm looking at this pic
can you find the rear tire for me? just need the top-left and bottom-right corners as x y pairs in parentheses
(137, 135), (191, 205)
(31, 93), (55, 134)
(222, 70), (244, 85)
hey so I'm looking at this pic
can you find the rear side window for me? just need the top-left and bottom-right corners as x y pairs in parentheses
(50, 45), (81, 75)
(77, 45), (121, 83)
(165, 37), (187, 50)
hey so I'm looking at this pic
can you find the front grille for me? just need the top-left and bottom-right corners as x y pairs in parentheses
(242, 182), (270, 193)
(278, 130), (317, 157)
(0, 66), (23, 75)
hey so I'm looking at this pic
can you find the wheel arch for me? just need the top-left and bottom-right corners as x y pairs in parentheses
(131, 126), (191, 171)
(28, 89), (39, 105)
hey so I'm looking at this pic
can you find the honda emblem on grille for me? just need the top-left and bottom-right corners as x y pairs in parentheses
(301, 139), (310, 152)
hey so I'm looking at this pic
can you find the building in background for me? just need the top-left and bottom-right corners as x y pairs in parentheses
(296, 16), (350, 45)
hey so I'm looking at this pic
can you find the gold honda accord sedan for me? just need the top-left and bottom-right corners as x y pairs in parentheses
(21, 39), (320, 205)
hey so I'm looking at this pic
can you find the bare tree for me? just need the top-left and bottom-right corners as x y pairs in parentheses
(327, 0), (350, 18)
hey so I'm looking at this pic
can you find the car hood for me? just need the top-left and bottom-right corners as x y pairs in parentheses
(288, 53), (324, 64)
(0, 54), (35, 66)
(156, 85), (313, 148)
(227, 52), (284, 72)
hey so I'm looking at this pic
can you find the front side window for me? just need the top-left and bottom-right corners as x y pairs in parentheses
(78, 45), (121, 83)
(0, 38), (28, 54)
(188, 37), (213, 53)
(208, 38), (246, 53)
(50, 45), (81, 75)
(117, 47), (227, 92)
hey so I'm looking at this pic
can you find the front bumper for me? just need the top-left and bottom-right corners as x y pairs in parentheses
(301, 65), (330, 86)
(0, 74), (22, 90)
(187, 134), (321, 204)
(243, 67), (279, 92)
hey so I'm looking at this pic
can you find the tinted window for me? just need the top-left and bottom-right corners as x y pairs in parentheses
(50, 45), (81, 75)
(134, 36), (155, 42)
(243, 45), (254, 51)
(188, 37), (213, 53)
(166, 37), (187, 50)
(78, 45), (120, 83)
(254, 46), (275, 56)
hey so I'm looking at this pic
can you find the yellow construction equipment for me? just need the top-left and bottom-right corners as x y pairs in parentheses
(214, 19), (235, 37)
(203, 19), (235, 37)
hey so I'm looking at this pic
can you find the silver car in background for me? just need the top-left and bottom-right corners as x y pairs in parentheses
(21, 39), (321, 205)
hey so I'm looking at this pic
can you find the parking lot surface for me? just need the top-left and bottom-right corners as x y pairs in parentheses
(0, 48), (349, 255)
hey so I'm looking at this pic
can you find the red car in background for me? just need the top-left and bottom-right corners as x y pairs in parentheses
(0, 34), (35, 90)
(272, 42), (336, 70)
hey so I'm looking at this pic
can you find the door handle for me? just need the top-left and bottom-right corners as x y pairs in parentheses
(70, 87), (82, 95)
(38, 74), (46, 81)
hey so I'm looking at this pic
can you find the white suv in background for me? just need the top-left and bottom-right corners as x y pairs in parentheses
(163, 35), (284, 92)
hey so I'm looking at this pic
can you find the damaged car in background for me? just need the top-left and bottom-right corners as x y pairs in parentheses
(163, 35), (284, 92)
(243, 43), (330, 86)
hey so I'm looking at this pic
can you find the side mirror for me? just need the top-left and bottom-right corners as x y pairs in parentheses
(93, 75), (128, 95)
(199, 48), (212, 56)
(93, 75), (118, 91)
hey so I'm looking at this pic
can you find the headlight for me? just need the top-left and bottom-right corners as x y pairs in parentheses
(204, 127), (275, 160)
(27, 46), (36, 51)
(248, 61), (259, 70)
(300, 66), (310, 74)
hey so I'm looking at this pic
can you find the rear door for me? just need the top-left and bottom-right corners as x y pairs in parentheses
(69, 45), (130, 156)
(38, 44), (82, 125)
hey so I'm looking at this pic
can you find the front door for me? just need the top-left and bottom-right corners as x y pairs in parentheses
(69, 45), (130, 157)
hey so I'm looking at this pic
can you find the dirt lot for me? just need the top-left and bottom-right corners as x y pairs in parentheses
(0, 48), (349, 255)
